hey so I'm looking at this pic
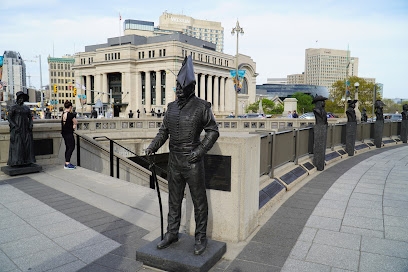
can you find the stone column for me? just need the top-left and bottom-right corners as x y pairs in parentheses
(145, 71), (151, 112)
(165, 70), (175, 105)
(135, 71), (142, 113)
(220, 77), (225, 112)
(200, 74), (206, 100)
(156, 70), (162, 106)
(195, 73), (199, 96)
(86, 75), (91, 101)
(207, 75), (213, 104)
(102, 73), (109, 103)
(213, 76), (219, 112)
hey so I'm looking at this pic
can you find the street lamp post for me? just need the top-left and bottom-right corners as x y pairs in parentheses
(231, 20), (244, 118)
(344, 56), (354, 114)
(35, 55), (44, 114)
(354, 82), (361, 121)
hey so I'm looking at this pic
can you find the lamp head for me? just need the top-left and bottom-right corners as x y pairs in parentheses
(354, 82), (360, 87)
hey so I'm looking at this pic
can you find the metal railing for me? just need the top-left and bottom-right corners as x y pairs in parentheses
(257, 121), (403, 177)
(75, 133), (168, 189)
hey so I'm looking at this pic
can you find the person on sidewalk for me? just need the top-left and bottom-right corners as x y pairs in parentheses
(61, 100), (78, 170)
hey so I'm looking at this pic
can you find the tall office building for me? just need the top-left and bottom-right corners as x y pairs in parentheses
(124, 12), (224, 52)
(2, 51), (27, 101)
(304, 48), (358, 93)
(159, 12), (224, 52)
(287, 73), (305, 85)
(48, 55), (75, 112)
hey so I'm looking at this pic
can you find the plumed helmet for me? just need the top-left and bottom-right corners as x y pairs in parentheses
(347, 99), (358, 105)
(176, 56), (196, 89)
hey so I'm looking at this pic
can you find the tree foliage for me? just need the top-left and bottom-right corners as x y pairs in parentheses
(330, 76), (382, 113)
(246, 98), (284, 114)
(291, 92), (313, 114)
(382, 99), (408, 114)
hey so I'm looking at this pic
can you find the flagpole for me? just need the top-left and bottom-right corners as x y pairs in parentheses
(119, 13), (122, 46)
(344, 44), (350, 114)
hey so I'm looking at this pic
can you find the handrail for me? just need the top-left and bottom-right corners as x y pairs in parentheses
(91, 135), (168, 175)
(74, 132), (169, 190)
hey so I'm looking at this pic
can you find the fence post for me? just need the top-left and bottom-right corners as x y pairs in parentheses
(331, 124), (335, 151)
(116, 157), (120, 179)
(110, 140), (114, 177)
(295, 129), (300, 165)
(76, 134), (81, 167)
(270, 132), (276, 178)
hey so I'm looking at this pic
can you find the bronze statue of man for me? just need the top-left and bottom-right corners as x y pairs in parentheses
(374, 100), (386, 148)
(7, 91), (36, 166)
(346, 100), (358, 156)
(312, 96), (328, 171)
(401, 104), (408, 143)
(146, 56), (219, 255)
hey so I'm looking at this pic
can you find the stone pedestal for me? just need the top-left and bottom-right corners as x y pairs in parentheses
(1, 164), (42, 176)
(313, 124), (327, 171)
(374, 120), (384, 148)
(283, 98), (298, 117)
(346, 122), (357, 156)
(401, 120), (408, 143)
(136, 234), (226, 272)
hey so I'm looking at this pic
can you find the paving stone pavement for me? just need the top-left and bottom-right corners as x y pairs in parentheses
(0, 176), (155, 272)
(1, 144), (407, 272)
(224, 144), (408, 272)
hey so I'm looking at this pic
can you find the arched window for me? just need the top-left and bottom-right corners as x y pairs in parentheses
(240, 77), (248, 94)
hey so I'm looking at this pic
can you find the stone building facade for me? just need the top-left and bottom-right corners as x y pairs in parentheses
(72, 33), (256, 117)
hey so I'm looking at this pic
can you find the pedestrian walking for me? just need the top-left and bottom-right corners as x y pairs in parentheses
(128, 110), (134, 118)
(137, 109), (140, 118)
(292, 110), (298, 118)
(61, 100), (77, 170)
(288, 111), (293, 118)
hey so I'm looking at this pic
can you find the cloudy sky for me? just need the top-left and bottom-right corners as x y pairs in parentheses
(1, 0), (407, 98)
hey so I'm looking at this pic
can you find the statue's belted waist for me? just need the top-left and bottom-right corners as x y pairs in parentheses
(169, 141), (201, 153)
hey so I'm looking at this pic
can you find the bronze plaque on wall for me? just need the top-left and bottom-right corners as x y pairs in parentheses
(204, 154), (231, 192)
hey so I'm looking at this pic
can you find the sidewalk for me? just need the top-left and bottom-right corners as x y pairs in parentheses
(225, 144), (408, 272)
(0, 145), (407, 272)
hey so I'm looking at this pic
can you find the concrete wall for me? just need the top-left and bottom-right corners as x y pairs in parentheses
(185, 133), (260, 242)
(0, 123), (63, 166)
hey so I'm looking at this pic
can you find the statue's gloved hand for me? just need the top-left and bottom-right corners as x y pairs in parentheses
(188, 146), (205, 163)
(145, 148), (153, 156)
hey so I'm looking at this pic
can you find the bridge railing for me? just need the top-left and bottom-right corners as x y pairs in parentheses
(257, 121), (402, 177)
(27, 117), (343, 133)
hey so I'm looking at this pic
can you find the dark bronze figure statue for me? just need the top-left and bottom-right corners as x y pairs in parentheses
(146, 56), (219, 255)
(346, 100), (358, 156)
(361, 107), (368, 122)
(312, 96), (328, 171)
(401, 104), (408, 143)
(374, 100), (385, 148)
(7, 92), (36, 166)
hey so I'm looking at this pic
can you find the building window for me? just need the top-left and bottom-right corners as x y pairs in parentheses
(149, 51), (151, 58)
(142, 52), (145, 58)
(161, 71), (166, 105)
(163, 49), (166, 56)
(152, 50), (155, 58)
(138, 52), (141, 59)
(141, 72), (145, 105)
(108, 54), (110, 60)
(159, 49), (162, 57)
(105, 54), (107, 60)
(118, 53), (120, 59)
(151, 71), (156, 105)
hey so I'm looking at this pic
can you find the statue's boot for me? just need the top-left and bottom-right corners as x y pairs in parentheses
(194, 238), (207, 255)
(157, 233), (179, 249)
